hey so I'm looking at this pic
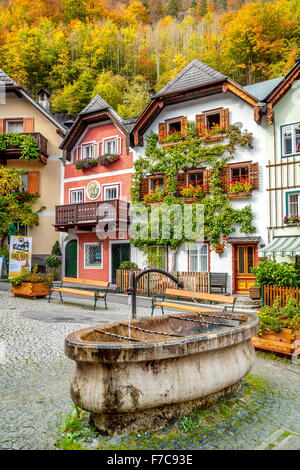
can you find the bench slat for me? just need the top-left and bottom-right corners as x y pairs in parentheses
(63, 277), (108, 288)
(154, 301), (218, 313)
(164, 288), (235, 304)
(50, 288), (105, 297)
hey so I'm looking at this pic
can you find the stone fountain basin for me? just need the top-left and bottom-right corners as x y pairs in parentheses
(65, 311), (259, 436)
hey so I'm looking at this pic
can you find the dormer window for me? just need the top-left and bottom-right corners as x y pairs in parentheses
(6, 120), (23, 133)
(82, 144), (94, 159)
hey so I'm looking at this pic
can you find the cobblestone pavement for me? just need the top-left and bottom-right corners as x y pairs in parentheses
(0, 290), (299, 450)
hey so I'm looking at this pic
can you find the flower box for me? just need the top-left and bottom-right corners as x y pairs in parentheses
(199, 134), (226, 143)
(283, 216), (300, 225)
(228, 191), (252, 199)
(252, 328), (300, 356)
(12, 282), (49, 299)
(161, 141), (184, 148)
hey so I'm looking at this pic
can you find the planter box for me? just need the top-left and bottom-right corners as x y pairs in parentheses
(12, 282), (49, 299)
(252, 328), (300, 356)
(199, 134), (227, 143)
(228, 192), (251, 199)
(161, 141), (184, 148)
(249, 286), (261, 300)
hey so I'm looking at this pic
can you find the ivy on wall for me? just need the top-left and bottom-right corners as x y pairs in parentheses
(131, 123), (256, 258)
(0, 133), (40, 160)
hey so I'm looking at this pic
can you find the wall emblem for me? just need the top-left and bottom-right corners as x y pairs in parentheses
(86, 181), (101, 200)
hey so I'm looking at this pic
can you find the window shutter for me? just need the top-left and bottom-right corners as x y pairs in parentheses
(203, 170), (211, 193)
(220, 108), (229, 131)
(24, 118), (34, 133)
(181, 117), (187, 137)
(0, 119), (4, 133)
(220, 166), (230, 192)
(250, 162), (259, 190)
(118, 137), (122, 155)
(27, 171), (40, 194)
(196, 114), (205, 135)
(158, 122), (167, 143)
(177, 172), (186, 195)
(139, 178), (149, 201)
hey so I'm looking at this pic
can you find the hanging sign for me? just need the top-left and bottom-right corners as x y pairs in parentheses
(9, 236), (32, 278)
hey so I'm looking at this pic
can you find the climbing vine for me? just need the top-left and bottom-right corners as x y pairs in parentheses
(131, 123), (255, 259)
(0, 133), (40, 160)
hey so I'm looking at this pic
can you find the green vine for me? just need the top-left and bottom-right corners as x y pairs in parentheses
(0, 133), (40, 160)
(131, 123), (255, 255)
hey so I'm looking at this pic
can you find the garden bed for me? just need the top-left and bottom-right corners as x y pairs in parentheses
(252, 328), (300, 355)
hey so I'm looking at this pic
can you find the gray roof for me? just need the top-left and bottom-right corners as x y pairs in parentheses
(0, 68), (18, 86)
(79, 94), (111, 115)
(243, 77), (284, 101)
(153, 59), (227, 98)
(122, 116), (139, 132)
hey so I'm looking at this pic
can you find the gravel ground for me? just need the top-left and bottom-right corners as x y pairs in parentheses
(0, 290), (299, 450)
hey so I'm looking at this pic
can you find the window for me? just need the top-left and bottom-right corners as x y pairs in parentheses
(6, 120), (23, 133)
(70, 189), (84, 204)
(205, 112), (221, 130)
(187, 171), (204, 186)
(167, 119), (182, 133)
(82, 144), (94, 159)
(104, 138), (118, 155)
(149, 177), (164, 191)
(287, 193), (300, 217)
(84, 243), (103, 268)
(281, 123), (300, 156)
(231, 166), (249, 182)
(20, 173), (28, 192)
(189, 244), (208, 272)
(104, 185), (119, 201)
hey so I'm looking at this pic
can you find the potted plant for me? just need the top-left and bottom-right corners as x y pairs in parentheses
(180, 183), (204, 200)
(227, 178), (253, 198)
(74, 157), (98, 170)
(252, 297), (300, 356)
(283, 215), (300, 225)
(143, 188), (165, 203)
(10, 265), (54, 298)
(249, 285), (261, 300)
(199, 124), (225, 142)
(119, 261), (139, 270)
(159, 130), (185, 146)
(99, 154), (120, 166)
(211, 243), (225, 256)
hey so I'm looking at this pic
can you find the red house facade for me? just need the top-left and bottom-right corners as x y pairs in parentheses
(56, 95), (135, 283)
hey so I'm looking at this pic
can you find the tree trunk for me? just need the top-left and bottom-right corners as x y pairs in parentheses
(170, 245), (179, 272)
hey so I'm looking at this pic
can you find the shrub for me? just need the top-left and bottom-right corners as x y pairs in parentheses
(119, 261), (138, 270)
(45, 254), (62, 268)
(51, 241), (62, 256)
(258, 297), (300, 334)
(10, 265), (54, 287)
(251, 260), (300, 287)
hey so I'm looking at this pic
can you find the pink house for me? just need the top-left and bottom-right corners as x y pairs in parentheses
(55, 95), (135, 283)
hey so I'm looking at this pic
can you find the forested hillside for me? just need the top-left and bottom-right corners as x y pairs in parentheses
(0, 0), (299, 118)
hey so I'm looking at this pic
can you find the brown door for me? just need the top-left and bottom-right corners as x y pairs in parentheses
(234, 244), (257, 293)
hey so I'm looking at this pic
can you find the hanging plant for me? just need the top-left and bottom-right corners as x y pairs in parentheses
(99, 154), (120, 166)
(0, 133), (40, 160)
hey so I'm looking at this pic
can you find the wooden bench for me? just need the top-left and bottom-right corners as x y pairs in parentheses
(48, 277), (110, 311)
(151, 288), (236, 316)
(210, 273), (228, 294)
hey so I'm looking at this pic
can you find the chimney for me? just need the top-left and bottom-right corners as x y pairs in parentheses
(37, 88), (51, 111)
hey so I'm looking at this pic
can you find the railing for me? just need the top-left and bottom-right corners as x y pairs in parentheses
(116, 269), (209, 295)
(55, 200), (129, 226)
(2, 132), (48, 156)
(263, 285), (300, 307)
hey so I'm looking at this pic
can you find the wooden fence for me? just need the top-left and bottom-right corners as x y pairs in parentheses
(116, 269), (209, 295)
(263, 285), (300, 307)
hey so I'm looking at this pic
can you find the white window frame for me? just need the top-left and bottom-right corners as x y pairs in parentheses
(6, 119), (24, 133)
(281, 122), (300, 157)
(81, 142), (95, 159)
(103, 184), (120, 201)
(188, 243), (208, 273)
(84, 242), (103, 269)
(103, 136), (120, 155)
(69, 187), (85, 204)
(166, 117), (182, 133)
(203, 109), (222, 130)
(287, 192), (300, 217)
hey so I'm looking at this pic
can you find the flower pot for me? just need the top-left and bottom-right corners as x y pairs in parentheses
(12, 282), (49, 299)
(228, 192), (251, 199)
(249, 286), (261, 300)
(252, 328), (300, 356)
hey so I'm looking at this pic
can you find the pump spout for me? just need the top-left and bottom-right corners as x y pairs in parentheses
(127, 269), (184, 319)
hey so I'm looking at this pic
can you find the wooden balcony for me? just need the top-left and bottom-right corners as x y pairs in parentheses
(54, 200), (130, 232)
(0, 132), (48, 164)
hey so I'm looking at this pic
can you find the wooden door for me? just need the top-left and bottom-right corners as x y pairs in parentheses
(65, 240), (77, 278)
(234, 244), (257, 293)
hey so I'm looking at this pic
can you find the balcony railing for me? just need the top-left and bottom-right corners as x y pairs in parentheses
(55, 200), (130, 230)
(0, 132), (48, 160)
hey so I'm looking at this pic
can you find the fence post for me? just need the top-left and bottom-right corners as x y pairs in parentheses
(260, 285), (264, 307)
(120, 269), (123, 293)
(208, 272), (211, 293)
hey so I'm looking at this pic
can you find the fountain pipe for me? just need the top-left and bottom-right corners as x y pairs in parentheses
(127, 268), (184, 319)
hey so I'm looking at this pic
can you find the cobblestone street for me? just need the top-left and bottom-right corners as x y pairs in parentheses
(0, 290), (299, 450)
